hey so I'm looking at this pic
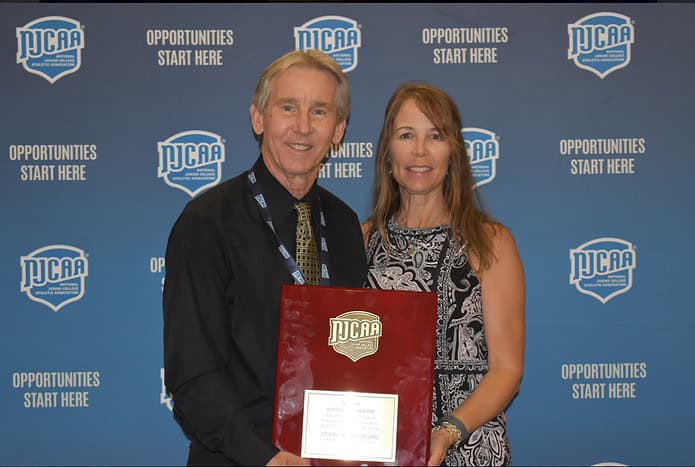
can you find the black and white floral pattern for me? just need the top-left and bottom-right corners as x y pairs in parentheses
(366, 219), (511, 466)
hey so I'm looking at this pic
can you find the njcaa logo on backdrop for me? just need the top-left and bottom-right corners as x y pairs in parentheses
(20, 245), (88, 312)
(570, 237), (636, 303)
(157, 130), (225, 197)
(463, 128), (499, 188)
(294, 16), (361, 73)
(568, 12), (634, 79)
(16, 16), (85, 83)
(160, 368), (173, 412)
(328, 311), (382, 362)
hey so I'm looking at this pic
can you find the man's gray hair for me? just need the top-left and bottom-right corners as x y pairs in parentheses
(251, 49), (350, 122)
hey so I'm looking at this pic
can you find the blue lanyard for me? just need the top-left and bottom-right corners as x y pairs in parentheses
(247, 170), (330, 286)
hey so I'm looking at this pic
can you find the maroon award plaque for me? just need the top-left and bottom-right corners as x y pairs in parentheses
(273, 284), (437, 466)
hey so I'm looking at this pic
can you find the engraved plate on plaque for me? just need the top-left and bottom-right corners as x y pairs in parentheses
(301, 390), (398, 462)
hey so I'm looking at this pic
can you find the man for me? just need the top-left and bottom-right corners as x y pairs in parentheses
(163, 50), (367, 466)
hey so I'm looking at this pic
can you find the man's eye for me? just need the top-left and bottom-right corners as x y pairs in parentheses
(312, 108), (327, 116)
(281, 104), (295, 112)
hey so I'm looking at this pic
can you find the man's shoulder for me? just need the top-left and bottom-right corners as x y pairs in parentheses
(183, 172), (248, 216)
(316, 185), (358, 221)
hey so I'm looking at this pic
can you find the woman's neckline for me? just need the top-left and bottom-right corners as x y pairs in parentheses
(388, 217), (449, 234)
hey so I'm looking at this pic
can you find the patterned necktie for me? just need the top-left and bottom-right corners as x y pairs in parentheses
(294, 202), (321, 285)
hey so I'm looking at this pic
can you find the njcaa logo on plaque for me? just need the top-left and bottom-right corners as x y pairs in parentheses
(463, 128), (500, 188)
(328, 311), (382, 362)
(570, 237), (636, 304)
(568, 12), (635, 79)
(157, 130), (225, 197)
(294, 16), (361, 73)
(16, 16), (85, 83)
(20, 245), (88, 312)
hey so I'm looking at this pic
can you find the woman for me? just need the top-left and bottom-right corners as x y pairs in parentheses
(363, 83), (525, 466)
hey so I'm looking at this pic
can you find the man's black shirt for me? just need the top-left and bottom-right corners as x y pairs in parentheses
(163, 157), (367, 465)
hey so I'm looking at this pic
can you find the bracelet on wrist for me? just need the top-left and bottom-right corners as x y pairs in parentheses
(433, 415), (470, 450)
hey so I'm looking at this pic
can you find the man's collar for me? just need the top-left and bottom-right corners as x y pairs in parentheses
(252, 156), (319, 212)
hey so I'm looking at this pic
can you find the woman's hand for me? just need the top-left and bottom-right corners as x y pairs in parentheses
(427, 427), (457, 466)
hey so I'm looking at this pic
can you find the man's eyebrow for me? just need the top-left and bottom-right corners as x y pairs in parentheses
(274, 97), (334, 107)
(312, 100), (333, 107)
(275, 97), (298, 105)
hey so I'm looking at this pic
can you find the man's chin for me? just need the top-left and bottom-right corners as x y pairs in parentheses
(283, 161), (322, 178)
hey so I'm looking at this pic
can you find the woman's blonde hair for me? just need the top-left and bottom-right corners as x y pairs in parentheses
(368, 82), (498, 271)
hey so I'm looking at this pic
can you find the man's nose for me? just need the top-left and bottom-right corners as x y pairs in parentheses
(293, 110), (312, 134)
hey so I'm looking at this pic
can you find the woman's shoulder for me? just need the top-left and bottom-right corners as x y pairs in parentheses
(466, 221), (518, 273)
(360, 220), (373, 238)
(481, 221), (521, 271)
(484, 222), (516, 249)
(360, 220), (373, 249)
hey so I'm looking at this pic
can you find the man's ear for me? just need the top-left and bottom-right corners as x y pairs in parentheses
(250, 104), (264, 136)
(332, 119), (347, 144)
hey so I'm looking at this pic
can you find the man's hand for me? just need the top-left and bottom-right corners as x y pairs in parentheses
(266, 450), (311, 466)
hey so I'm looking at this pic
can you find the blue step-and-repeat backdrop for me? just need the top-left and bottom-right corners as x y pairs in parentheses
(2, 3), (694, 466)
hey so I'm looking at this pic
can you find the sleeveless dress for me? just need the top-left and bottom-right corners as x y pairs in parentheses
(365, 219), (511, 466)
